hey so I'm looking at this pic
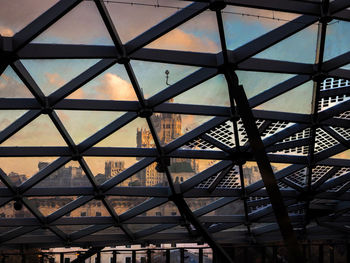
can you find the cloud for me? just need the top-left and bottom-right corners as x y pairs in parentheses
(148, 28), (219, 53)
(0, 26), (14, 37)
(68, 73), (137, 101)
(96, 73), (137, 100)
(45, 72), (65, 88)
(0, 72), (32, 98)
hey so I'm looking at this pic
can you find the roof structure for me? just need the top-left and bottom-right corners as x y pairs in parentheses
(1, 0), (350, 262)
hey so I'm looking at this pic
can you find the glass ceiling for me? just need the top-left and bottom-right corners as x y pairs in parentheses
(1, 0), (350, 260)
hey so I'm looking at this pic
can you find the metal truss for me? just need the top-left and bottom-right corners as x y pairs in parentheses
(1, 0), (350, 262)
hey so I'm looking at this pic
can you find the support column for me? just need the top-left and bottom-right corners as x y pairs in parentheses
(132, 250), (136, 263)
(166, 250), (170, 263)
(198, 248), (203, 263)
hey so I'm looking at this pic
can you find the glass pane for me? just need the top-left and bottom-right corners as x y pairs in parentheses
(107, 196), (149, 215)
(84, 157), (139, 185)
(21, 59), (99, 96)
(185, 198), (220, 215)
(27, 196), (77, 216)
(67, 63), (137, 101)
(55, 110), (125, 144)
(255, 81), (314, 114)
(223, 6), (300, 50)
(324, 20), (350, 61)
(236, 71), (296, 99)
(0, 0), (59, 36)
(1, 115), (66, 146)
(34, 161), (91, 187)
(70, 199), (110, 217)
(173, 75), (230, 106)
(131, 60), (198, 99)
(147, 11), (220, 53)
(0, 157), (59, 186)
(96, 118), (155, 148)
(0, 110), (27, 132)
(118, 162), (168, 187)
(0, 200), (34, 218)
(141, 201), (179, 216)
(151, 113), (213, 146)
(106, 0), (190, 43)
(169, 158), (210, 184)
(0, 67), (33, 98)
(254, 23), (318, 63)
(32, 1), (113, 45)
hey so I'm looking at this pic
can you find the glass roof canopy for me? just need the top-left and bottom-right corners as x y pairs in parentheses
(1, 0), (350, 261)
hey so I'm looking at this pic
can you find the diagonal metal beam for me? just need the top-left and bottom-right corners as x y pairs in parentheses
(224, 68), (303, 262)
(13, 0), (83, 51)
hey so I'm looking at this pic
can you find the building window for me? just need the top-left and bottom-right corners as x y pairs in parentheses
(156, 212), (161, 216)
(125, 257), (131, 263)
(96, 212), (101, 216)
(171, 212), (177, 216)
(81, 212), (87, 217)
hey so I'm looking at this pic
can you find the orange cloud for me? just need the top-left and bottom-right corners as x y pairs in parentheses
(68, 73), (137, 101)
(96, 73), (137, 101)
(148, 28), (219, 53)
(45, 72), (65, 88)
(0, 26), (14, 37)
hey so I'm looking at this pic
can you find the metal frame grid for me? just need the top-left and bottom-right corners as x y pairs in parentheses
(1, 0), (350, 262)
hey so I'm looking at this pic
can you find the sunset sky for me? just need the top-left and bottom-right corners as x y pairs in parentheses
(0, 0), (349, 179)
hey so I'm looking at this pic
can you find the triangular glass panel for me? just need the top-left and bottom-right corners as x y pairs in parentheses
(223, 6), (300, 51)
(151, 113), (213, 146)
(254, 23), (318, 63)
(146, 11), (220, 53)
(70, 199), (110, 217)
(0, 66), (33, 98)
(95, 118), (155, 148)
(0, 0), (59, 36)
(214, 199), (245, 216)
(170, 158), (217, 185)
(1, 114), (67, 146)
(34, 161), (91, 188)
(116, 161), (168, 187)
(67, 63), (137, 101)
(324, 20), (350, 61)
(332, 149), (350, 159)
(0, 227), (19, 237)
(0, 110), (27, 132)
(131, 61), (198, 99)
(105, 0), (188, 43)
(315, 128), (339, 154)
(173, 75), (230, 106)
(31, 1), (114, 45)
(84, 157), (139, 185)
(255, 81), (313, 114)
(0, 200), (34, 218)
(107, 196), (149, 216)
(185, 198), (220, 215)
(140, 201), (180, 216)
(0, 157), (59, 186)
(55, 110), (124, 145)
(27, 196), (77, 217)
(236, 71), (296, 99)
(21, 59), (99, 96)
